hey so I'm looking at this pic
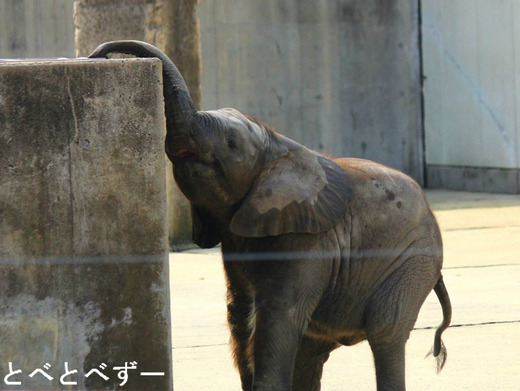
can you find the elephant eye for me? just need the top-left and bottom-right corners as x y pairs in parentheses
(226, 136), (239, 151)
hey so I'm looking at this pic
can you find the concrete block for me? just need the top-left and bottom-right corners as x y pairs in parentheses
(0, 58), (172, 390)
(74, 0), (202, 249)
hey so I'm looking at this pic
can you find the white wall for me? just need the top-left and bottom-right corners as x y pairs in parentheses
(422, 0), (520, 170)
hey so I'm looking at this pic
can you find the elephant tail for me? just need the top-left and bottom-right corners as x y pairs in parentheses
(427, 275), (452, 372)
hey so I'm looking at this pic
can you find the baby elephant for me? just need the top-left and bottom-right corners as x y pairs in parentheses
(90, 40), (452, 391)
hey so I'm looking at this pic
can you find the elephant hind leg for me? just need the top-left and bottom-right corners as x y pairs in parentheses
(364, 256), (440, 390)
(369, 339), (406, 391)
(292, 337), (339, 391)
(365, 302), (408, 390)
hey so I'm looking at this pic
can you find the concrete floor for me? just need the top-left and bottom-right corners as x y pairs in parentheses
(169, 190), (520, 390)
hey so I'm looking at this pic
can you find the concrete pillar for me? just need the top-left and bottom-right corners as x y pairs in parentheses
(74, 0), (201, 249)
(0, 58), (172, 390)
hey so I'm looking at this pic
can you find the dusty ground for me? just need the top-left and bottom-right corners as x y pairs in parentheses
(169, 190), (520, 390)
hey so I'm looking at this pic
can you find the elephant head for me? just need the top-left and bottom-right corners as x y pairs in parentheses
(88, 41), (352, 247)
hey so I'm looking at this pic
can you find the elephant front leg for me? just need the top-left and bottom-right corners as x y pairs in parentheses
(251, 297), (311, 391)
(227, 287), (255, 390)
(292, 336), (339, 391)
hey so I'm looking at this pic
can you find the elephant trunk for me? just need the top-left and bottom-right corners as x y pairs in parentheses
(88, 40), (197, 151)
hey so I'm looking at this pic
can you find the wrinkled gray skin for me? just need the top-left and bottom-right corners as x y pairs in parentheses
(90, 41), (452, 391)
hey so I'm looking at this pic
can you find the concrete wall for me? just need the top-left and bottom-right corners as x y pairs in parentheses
(0, 0), (75, 58)
(422, 0), (520, 192)
(4, 1), (520, 194)
(0, 58), (172, 390)
(198, 0), (425, 183)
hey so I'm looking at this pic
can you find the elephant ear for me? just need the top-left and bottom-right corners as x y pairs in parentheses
(230, 141), (353, 237)
(191, 206), (221, 248)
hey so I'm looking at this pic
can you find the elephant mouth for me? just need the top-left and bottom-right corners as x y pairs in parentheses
(166, 141), (199, 163)
(172, 148), (197, 159)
